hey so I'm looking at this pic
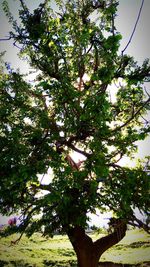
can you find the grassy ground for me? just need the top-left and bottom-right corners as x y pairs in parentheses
(0, 229), (149, 267)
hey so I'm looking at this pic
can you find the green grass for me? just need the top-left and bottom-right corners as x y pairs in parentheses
(100, 229), (150, 265)
(0, 229), (149, 267)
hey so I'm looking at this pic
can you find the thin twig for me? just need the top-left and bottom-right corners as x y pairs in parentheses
(144, 86), (150, 97)
(10, 232), (24, 246)
(86, 43), (93, 54)
(122, 0), (145, 55)
(13, 40), (22, 49)
(0, 36), (11, 41)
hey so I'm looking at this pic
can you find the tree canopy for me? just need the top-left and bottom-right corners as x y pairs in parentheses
(0, 0), (150, 241)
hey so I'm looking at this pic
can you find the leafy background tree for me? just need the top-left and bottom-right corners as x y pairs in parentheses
(0, 1), (150, 267)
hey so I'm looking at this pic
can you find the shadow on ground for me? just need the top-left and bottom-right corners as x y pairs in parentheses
(99, 262), (150, 267)
(0, 260), (149, 267)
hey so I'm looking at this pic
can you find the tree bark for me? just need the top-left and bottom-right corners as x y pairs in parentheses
(67, 220), (127, 267)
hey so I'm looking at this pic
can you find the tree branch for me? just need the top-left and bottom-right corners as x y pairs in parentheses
(67, 143), (90, 158)
(113, 96), (150, 133)
(10, 231), (24, 246)
(128, 215), (150, 234)
(0, 36), (11, 41)
(19, 0), (28, 11)
(94, 219), (127, 258)
(38, 183), (52, 191)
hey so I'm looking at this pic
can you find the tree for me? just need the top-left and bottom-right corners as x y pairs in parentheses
(0, 1), (150, 266)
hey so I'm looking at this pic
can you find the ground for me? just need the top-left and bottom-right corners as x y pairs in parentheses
(0, 229), (149, 267)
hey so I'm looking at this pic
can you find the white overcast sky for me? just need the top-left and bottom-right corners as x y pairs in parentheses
(0, 0), (150, 225)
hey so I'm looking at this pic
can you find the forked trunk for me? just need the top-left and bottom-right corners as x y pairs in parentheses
(67, 220), (127, 267)
(68, 226), (99, 267)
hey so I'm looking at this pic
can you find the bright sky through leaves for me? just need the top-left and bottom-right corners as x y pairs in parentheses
(0, 0), (149, 228)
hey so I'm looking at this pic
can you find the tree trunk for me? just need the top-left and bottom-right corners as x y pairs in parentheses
(67, 220), (127, 267)
(67, 226), (99, 267)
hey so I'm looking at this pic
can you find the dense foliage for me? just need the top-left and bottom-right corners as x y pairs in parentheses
(0, 0), (150, 239)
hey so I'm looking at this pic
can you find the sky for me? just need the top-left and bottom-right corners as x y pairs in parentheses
(0, 0), (150, 226)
